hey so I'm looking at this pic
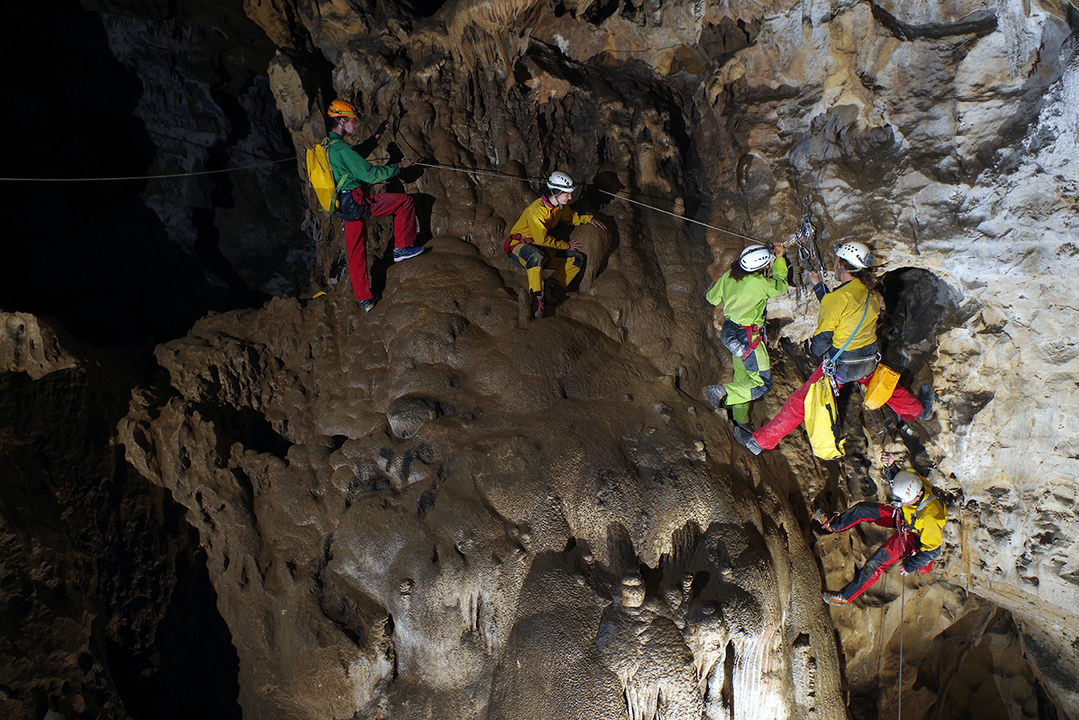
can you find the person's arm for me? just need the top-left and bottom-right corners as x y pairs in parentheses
(335, 144), (400, 185)
(809, 288), (847, 356)
(704, 275), (727, 307)
(523, 203), (565, 249)
(765, 253), (790, 297)
(901, 544), (941, 573)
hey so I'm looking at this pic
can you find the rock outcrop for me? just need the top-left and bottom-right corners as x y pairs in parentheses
(2, 0), (1078, 719)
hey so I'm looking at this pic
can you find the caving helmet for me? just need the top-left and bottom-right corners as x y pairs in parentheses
(739, 244), (775, 272)
(890, 470), (923, 505)
(547, 171), (577, 194)
(327, 100), (359, 119)
(834, 241), (873, 270)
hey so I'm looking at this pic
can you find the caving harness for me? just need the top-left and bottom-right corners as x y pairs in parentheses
(720, 319), (766, 359)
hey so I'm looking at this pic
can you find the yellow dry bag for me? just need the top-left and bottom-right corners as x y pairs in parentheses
(804, 377), (846, 460)
(863, 363), (901, 410)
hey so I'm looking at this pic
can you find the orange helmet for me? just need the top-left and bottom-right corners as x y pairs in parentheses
(327, 100), (359, 119)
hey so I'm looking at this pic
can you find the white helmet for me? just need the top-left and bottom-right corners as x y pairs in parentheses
(547, 171), (577, 194)
(890, 470), (923, 505)
(834, 241), (873, 269)
(739, 245), (775, 272)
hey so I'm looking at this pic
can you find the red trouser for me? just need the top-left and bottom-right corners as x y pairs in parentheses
(753, 363), (923, 449)
(343, 192), (417, 302)
(829, 503), (918, 601)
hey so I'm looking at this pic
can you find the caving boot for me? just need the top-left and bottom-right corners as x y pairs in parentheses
(359, 299), (375, 313)
(531, 292), (545, 319)
(703, 384), (727, 410)
(917, 383), (934, 420)
(733, 426), (762, 455)
(822, 591), (851, 606)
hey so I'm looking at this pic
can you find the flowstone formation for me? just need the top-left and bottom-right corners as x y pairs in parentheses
(3, 0), (1078, 719)
(120, 243), (845, 719)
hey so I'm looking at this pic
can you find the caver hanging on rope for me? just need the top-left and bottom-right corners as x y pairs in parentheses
(702, 242), (790, 428)
(733, 241), (933, 457)
(815, 450), (947, 604)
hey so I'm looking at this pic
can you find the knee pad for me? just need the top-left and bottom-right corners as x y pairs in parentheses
(750, 370), (774, 400)
(519, 245), (546, 269)
(568, 250), (586, 268)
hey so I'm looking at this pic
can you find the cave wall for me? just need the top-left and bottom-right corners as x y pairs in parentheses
(1, 0), (1078, 719)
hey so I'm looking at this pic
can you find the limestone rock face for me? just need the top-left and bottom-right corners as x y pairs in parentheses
(119, 239), (845, 719)
(3, 0), (1079, 719)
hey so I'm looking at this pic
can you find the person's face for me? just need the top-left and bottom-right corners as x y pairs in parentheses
(553, 190), (573, 205)
(339, 116), (359, 135)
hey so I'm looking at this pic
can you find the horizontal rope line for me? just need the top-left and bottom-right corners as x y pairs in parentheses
(0, 155), (298, 182)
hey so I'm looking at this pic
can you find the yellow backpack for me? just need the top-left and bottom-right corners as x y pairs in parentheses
(803, 377), (846, 460)
(304, 138), (347, 212)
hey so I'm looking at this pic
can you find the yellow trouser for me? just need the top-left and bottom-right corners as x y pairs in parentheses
(508, 241), (585, 293)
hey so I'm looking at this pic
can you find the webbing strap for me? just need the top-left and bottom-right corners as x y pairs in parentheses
(324, 137), (351, 211)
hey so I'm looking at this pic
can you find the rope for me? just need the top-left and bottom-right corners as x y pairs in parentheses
(898, 576), (905, 720)
(0, 155), (298, 182)
(1, 132), (771, 246)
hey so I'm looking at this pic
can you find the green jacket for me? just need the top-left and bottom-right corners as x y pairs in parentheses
(325, 131), (399, 191)
(705, 257), (789, 326)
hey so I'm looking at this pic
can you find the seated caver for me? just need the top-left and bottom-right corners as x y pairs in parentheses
(504, 171), (606, 319)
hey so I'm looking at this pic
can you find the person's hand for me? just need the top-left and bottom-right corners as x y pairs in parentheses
(881, 451), (895, 467)
(374, 120), (390, 139)
(590, 218), (606, 230)
(569, 238), (585, 251)
(808, 270), (821, 285)
(398, 157), (415, 169)
(772, 241), (786, 257)
(899, 564), (910, 576)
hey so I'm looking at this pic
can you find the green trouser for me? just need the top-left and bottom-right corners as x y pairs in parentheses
(725, 343), (773, 424)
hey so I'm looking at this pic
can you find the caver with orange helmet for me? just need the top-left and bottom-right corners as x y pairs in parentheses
(323, 99), (422, 312)
(327, 100), (359, 119)
(816, 451), (948, 605)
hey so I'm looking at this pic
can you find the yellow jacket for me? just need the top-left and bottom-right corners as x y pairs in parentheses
(813, 279), (880, 352)
(902, 481), (947, 552)
(508, 196), (593, 251)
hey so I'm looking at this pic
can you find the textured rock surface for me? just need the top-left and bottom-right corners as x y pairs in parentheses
(2, 0), (1078, 719)
(119, 240), (845, 719)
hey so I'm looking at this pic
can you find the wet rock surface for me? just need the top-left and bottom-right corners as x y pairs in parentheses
(1, 0), (1078, 719)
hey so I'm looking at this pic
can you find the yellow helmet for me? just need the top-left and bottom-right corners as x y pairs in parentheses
(327, 100), (359, 119)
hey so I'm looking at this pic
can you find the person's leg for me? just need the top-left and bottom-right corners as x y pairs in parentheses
(367, 192), (418, 248)
(752, 364), (825, 449)
(550, 249), (585, 288)
(886, 383), (923, 422)
(726, 344), (772, 422)
(343, 218), (372, 302)
(511, 244), (547, 293)
(836, 531), (907, 601)
(826, 502), (896, 532)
